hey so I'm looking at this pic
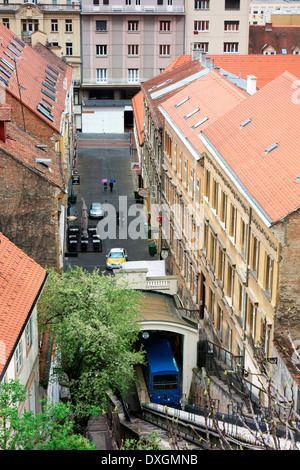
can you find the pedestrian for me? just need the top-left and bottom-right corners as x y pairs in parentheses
(103, 181), (108, 193)
(109, 181), (114, 192)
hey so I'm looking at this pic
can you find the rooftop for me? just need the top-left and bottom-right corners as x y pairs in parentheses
(200, 71), (300, 226)
(0, 232), (47, 378)
(0, 24), (73, 133)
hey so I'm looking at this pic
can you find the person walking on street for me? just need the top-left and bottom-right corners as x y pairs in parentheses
(109, 181), (114, 192)
(103, 181), (108, 193)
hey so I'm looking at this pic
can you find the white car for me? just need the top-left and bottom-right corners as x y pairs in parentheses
(106, 248), (127, 269)
(89, 202), (103, 219)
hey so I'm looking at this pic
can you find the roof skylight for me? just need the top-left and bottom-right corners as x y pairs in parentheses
(264, 143), (278, 154)
(184, 107), (200, 120)
(240, 118), (252, 128)
(175, 97), (190, 108)
(192, 117), (209, 129)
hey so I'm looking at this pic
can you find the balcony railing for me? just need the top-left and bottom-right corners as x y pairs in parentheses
(81, 4), (184, 14)
(0, 2), (81, 11)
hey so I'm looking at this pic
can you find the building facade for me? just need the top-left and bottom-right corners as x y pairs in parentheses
(0, 232), (48, 415)
(185, 0), (250, 56)
(80, 0), (185, 132)
(249, 1), (300, 24)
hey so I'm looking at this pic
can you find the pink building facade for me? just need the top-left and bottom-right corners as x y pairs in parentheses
(80, 0), (185, 132)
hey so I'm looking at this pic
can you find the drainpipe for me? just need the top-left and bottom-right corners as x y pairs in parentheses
(242, 207), (252, 371)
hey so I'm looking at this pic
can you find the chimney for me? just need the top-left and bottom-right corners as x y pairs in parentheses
(200, 51), (206, 65)
(247, 75), (257, 95)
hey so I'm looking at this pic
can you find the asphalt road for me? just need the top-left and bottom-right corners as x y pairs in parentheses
(64, 133), (154, 273)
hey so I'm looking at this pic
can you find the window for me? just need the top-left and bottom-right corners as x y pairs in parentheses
(184, 160), (187, 185)
(65, 19), (72, 33)
(194, 42), (209, 52)
(265, 253), (273, 296)
(225, 0), (240, 10)
(157, 0), (163, 5)
(22, 19), (39, 32)
(51, 19), (58, 32)
(220, 191), (227, 226)
(195, 0), (210, 9)
(96, 44), (107, 56)
(196, 178), (200, 204)
(2, 18), (9, 29)
(251, 235), (260, 277)
(160, 21), (171, 32)
(26, 317), (33, 350)
(15, 341), (22, 375)
(212, 179), (218, 212)
(194, 20), (209, 32)
(96, 20), (107, 31)
(159, 45), (170, 56)
(128, 20), (139, 31)
(204, 167), (210, 199)
(190, 169), (194, 196)
(218, 247), (225, 285)
(224, 42), (239, 53)
(224, 21), (239, 31)
(240, 219), (247, 256)
(66, 42), (73, 56)
(128, 44), (139, 56)
(93, 0), (99, 4)
(229, 204), (237, 243)
(227, 262), (235, 300)
(179, 151), (182, 178)
(128, 68), (139, 82)
(173, 143), (177, 169)
(97, 68), (107, 82)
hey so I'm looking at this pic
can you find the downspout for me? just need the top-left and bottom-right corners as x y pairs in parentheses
(242, 206), (252, 370)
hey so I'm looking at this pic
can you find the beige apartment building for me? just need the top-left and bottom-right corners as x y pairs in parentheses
(185, 0), (250, 55)
(249, 0), (300, 24)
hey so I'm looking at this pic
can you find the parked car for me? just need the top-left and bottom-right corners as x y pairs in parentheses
(89, 202), (103, 219)
(106, 248), (127, 269)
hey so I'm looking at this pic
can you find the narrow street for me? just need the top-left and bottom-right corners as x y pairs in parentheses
(64, 132), (154, 273)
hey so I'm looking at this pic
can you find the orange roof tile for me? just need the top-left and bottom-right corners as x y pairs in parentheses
(208, 54), (300, 89)
(162, 55), (194, 73)
(0, 232), (47, 378)
(249, 24), (300, 54)
(0, 24), (73, 133)
(0, 120), (66, 190)
(141, 59), (206, 130)
(132, 90), (144, 146)
(201, 71), (300, 225)
(159, 69), (247, 157)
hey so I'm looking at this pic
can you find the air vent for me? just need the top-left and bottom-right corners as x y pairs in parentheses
(0, 64), (11, 78)
(7, 45), (20, 57)
(42, 97), (53, 108)
(45, 69), (58, 81)
(264, 143), (278, 154)
(13, 36), (25, 48)
(0, 75), (9, 86)
(37, 104), (54, 122)
(43, 81), (56, 94)
(175, 97), (190, 108)
(192, 117), (208, 129)
(184, 107), (200, 120)
(42, 88), (55, 101)
(1, 58), (14, 71)
(240, 118), (252, 128)
(47, 64), (59, 76)
(10, 41), (23, 53)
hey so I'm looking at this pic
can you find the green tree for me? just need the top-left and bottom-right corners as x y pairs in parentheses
(38, 266), (145, 410)
(0, 380), (97, 450)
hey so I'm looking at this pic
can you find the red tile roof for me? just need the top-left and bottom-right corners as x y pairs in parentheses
(201, 71), (300, 225)
(209, 54), (300, 89)
(159, 69), (247, 157)
(0, 232), (47, 378)
(249, 24), (300, 54)
(0, 119), (66, 190)
(0, 24), (73, 133)
(132, 90), (144, 146)
(141, 58), (206, 130)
